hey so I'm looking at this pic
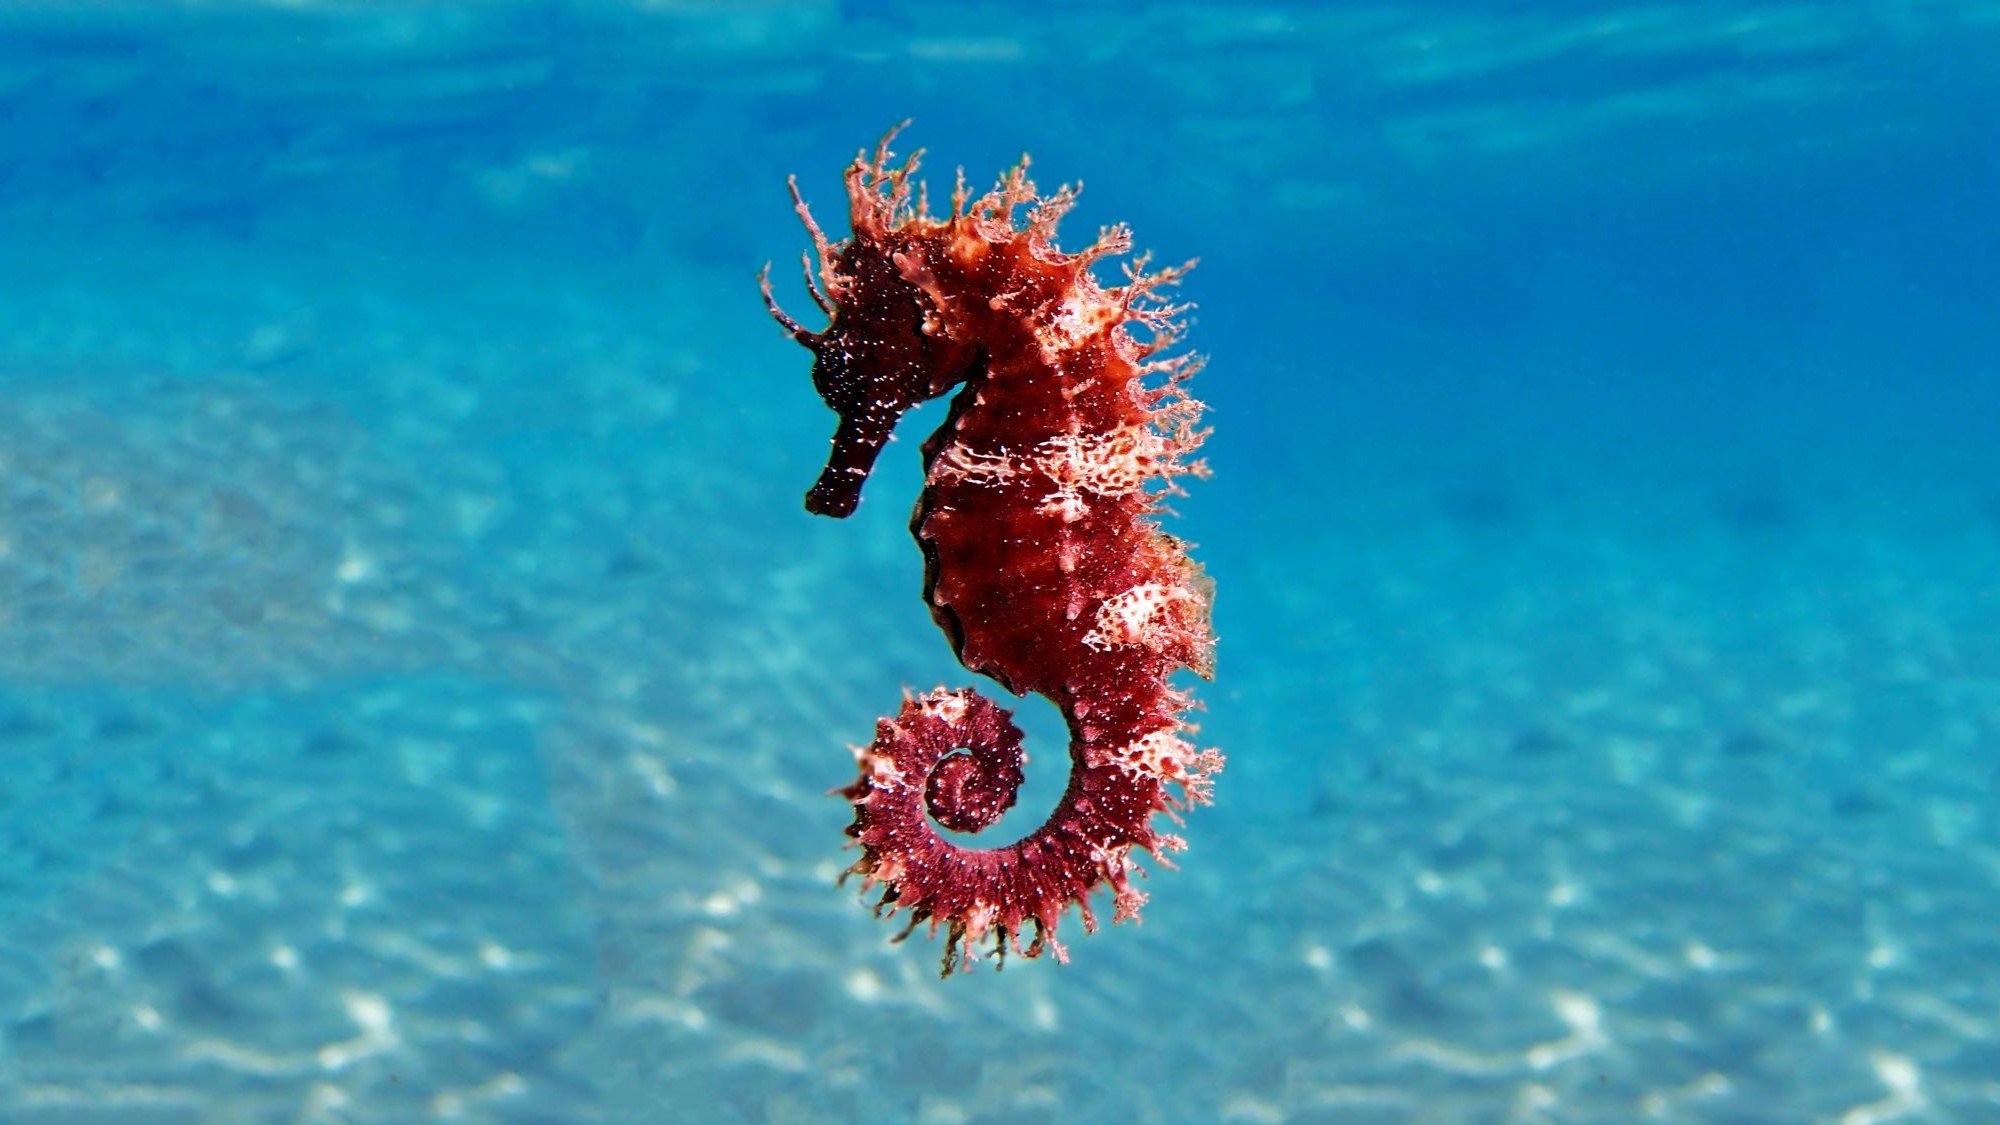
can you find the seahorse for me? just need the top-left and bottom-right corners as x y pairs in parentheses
(762, 128), (1220, 974)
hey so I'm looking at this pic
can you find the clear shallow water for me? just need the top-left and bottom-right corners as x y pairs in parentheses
(2, 2), (1998, 1121)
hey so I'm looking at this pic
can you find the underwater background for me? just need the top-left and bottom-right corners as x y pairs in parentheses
(2, 1), (1998, 1121)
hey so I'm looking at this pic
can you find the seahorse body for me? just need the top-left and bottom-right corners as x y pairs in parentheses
(763, 129), (1219, 974)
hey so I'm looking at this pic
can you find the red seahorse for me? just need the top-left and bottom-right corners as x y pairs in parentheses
(762, 128), (1220, 974)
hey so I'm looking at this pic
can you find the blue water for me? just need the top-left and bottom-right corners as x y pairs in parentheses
(3, 2), (1998, 1121)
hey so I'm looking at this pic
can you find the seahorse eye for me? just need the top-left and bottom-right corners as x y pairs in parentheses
(807, 336), (857, 407)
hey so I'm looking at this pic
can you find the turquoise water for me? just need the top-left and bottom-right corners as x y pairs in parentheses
(3, 2), (1998, 1121)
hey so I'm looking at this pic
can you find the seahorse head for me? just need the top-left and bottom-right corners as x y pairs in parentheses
(764, 224), (978, 518)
